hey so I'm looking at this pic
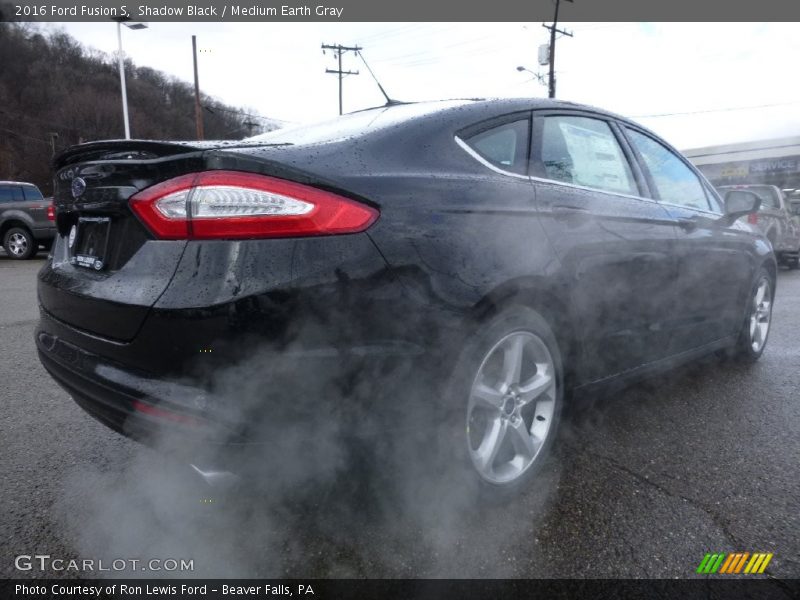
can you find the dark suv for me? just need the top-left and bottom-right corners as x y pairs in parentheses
(0, 181), (56, 260)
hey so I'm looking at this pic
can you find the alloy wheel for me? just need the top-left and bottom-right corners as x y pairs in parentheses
(466, 331), (556, 485)
(749, 277), (772, 353)
(7, 232), (29, 257)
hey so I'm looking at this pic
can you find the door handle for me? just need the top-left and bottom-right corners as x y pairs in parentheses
(677, 218), (697, 232)
(552, 205), (588, 214)
(551, 205), (589, 222)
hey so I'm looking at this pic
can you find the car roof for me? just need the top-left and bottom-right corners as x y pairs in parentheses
(377, 97), (637, 127)
(247, 97), (655, 148)
(444, 97), (626, 118)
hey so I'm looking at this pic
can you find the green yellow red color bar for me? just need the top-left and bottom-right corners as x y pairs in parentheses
(696, 552), (773, 574)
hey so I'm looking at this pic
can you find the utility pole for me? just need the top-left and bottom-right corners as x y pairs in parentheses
(243, 120), (258, 137)
(321, 43), (361, 115)
(542, 0), (573, 99)
(192, 35), (204, 140)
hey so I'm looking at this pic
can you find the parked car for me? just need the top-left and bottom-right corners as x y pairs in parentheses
(717, 184), (800, 269)
(0, 181), (56, 260)
(35, 99), (775, 493)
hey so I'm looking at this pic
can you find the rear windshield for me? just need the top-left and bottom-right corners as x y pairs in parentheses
(22, 186), (44, 201)
(246, 101), (470, 145)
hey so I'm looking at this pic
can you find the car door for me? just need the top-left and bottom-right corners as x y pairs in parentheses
(530, 111), (680, 383)
(621, 126), (752, 350)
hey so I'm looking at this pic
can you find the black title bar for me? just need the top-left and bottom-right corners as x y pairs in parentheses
(2, 0), (800, 22)
(3, 579), (800, 600)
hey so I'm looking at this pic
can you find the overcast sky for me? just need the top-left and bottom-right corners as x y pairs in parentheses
(48, 22), (800, 150)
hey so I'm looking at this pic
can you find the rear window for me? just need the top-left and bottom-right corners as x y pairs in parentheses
(22, 186), (44, 201)
(464, 119), (530, 175)
(0, 185), (24, 202)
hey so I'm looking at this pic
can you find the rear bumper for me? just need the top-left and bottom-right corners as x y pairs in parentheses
(36, 334), (262, 472)
(35, 324), (226, 443)
(35, 306), (431, 468)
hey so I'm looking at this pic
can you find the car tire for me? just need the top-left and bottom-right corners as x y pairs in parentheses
(3, 227), (36, 260)
(444, 305), (563, 497)
(732, 267), (774, 362)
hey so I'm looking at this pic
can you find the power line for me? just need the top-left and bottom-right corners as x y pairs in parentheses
(632, 100), (800, 118)
(202, 104), (282, 124)
(0, 109), (81, 134)
(0, 126), (51, 145)
(355, 24), (420, 44)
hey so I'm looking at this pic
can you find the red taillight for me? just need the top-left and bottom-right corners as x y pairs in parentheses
(129, 170), (378, 240)
(47, 204), (55, 221)
(748, 213), (758, 225)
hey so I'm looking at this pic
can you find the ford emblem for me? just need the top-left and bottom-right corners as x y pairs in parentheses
(71, 177), (86, 199)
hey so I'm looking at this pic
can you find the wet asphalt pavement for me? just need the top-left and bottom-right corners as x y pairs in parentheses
(1, 251), (798, 581)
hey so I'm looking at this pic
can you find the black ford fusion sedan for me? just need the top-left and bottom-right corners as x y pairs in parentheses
(36, 99), (775, 492)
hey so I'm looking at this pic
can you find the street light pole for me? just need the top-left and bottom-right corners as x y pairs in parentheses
(116, 20), (131, 139)
(192, 35), (205, 140)
(112, 18), (148, 139)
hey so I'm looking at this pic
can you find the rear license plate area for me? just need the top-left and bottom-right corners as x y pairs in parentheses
(69, 217), (111, 270)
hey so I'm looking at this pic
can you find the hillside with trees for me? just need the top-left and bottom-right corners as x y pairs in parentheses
(0, 23), (279, 194)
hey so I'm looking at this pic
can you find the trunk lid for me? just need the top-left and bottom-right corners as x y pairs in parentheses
(40, 140), (253, 341)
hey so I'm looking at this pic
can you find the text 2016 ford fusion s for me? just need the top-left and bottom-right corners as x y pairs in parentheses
(36, 99), (775, 493)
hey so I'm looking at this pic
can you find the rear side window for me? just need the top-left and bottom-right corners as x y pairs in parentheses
(537, 115), (637, 195)
(626, 128), (710, 211)
(464, 119), (530, 175)
(0, 185), (24, 203)
(22, 186), (44, 201)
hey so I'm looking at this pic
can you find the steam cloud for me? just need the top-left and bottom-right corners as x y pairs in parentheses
(53, 335), (564, 578)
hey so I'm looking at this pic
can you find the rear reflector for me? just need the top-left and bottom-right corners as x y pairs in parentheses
(47, 204), (55, 221)
(132, 399), (205, 426)
(129, 170), (378, 240)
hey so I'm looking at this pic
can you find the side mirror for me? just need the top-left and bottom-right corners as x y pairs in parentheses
(721, 190), (761, 225)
